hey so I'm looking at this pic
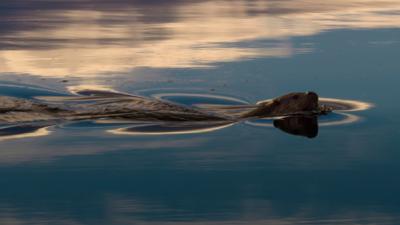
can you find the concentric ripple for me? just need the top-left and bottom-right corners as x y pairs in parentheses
(151, 92), (250, 107)
(108, 122), (234, 136)
(319, 98), (373, 112)
(247, 97), (373, 128)
(107, 91), (247, 135)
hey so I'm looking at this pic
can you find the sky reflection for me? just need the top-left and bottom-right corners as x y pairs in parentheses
(0, 0), (400, 77)
(0, 1), (400, 225)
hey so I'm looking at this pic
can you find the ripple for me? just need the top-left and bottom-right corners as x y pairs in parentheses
(247, 98), (372, 128)
(108, 122), (235, 136)
(152, 92), (250, 107)
(0, 125), (51, 141)
(245, 112), (361, 128)
(319, 98), (374, 112)
(258, 97), (373, 111)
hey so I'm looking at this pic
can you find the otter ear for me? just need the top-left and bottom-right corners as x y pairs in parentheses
(306, 91), (319, 102)
(303, 92), (319, 111)
(307, 91), (318, 96)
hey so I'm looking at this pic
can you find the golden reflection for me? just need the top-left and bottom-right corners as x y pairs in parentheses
(319, 98), (374, 112)
(0, 126), (51, 142)
(0, 0), (399, 77)
(67, 84), (116, 95)
(108, 122), (235, 136)
(152, 93), (250, 105)
(319, 113), (360, 127)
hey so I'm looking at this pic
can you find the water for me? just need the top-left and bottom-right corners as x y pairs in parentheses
(1, 0), (400, 224)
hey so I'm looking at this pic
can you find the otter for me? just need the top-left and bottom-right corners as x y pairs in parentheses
(0, 91), (331, 138)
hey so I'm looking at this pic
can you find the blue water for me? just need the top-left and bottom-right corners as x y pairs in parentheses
(1, 1), (400, 224)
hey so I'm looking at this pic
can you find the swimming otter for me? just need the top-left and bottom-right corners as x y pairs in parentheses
(0, 91), (333, 139)
(0, 91), (330, 124)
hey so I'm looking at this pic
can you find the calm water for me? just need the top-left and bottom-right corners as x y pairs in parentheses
(1, 1), (400, 224)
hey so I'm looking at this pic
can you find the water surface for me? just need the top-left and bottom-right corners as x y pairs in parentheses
(1, 0), (400, 224)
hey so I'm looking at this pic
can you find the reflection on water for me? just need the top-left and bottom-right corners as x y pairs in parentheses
(0, 1), (400, 225)
(0, 124), (51, 141)
(108, 121), (235, 136)
(0, 0), (400, 77)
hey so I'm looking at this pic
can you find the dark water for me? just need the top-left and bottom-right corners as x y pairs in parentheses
(1, 1), (400, 224)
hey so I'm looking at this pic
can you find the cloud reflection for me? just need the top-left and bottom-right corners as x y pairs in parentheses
(0, 203), (398, 225)
(0, 0), (399, 77)
(0, 135), (207, 164)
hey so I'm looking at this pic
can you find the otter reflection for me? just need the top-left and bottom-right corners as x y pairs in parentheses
(273, 116), (318, 138)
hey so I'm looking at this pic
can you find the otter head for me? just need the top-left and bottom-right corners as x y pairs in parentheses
(243, 91), (319, 118)
(269, 91), (319, 115)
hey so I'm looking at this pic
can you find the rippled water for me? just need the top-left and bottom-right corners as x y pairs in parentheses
(1, 1), (400, 224)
